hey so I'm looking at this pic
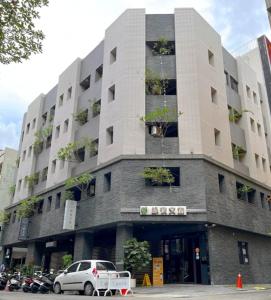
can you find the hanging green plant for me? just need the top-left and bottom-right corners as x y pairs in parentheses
(229, 108), (252, 123)
(9, 184), (16, 196)
(17, 196), (41, 218)
(25, 173), (39, 190)
(73, 109), (88, 125)
(152, 37), (174, 56)
(0, 211), (11, 224)
(92, 100), (101, 117)
(65, 172), (94, 200)
(145, 68), (168, 95)
(140, 167), (175, 185)
(62, 190), (75, 202)
(237, 184), (253, 195)
(33, 125), (53, 155)
(232, 144), (246, 160)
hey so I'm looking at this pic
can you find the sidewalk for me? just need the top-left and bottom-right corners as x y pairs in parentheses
(133, 284), (271, 298)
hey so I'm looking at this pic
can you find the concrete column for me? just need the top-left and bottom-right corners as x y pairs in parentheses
(73, 232), (93, 261)
(25, 242), (43, 266)
(115, 223), (133, 270)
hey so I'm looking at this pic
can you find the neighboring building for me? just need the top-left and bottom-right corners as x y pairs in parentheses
(266, 0), (271, 27)
(2, 9), (271, 284)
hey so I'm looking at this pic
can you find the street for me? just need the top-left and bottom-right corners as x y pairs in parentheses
(0, 290), (270, 300)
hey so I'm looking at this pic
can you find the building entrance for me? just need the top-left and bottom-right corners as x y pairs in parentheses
(162, 234), (204, 284)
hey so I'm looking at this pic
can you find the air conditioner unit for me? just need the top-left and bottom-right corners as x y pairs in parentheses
(151, 126), (162, 137)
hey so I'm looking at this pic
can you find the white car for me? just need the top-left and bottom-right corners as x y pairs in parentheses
(53, 260), (117, 295)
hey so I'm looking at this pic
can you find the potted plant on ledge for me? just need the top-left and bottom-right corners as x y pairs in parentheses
(123, 238), (152, 288)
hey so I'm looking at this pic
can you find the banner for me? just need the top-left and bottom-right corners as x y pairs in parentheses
(140, 206), (187, 216)
(63, 200), (77, 230)
(153, 257), (163, 286)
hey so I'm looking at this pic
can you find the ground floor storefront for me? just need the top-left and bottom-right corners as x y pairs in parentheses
(3, 223), (271, 285)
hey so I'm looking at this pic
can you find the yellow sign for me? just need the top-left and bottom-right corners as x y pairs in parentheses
(153, 257), (163, 286)
(142, 273), (152, 287)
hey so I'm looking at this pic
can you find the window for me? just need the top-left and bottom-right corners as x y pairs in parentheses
(96, 261), (116, 271)
(67, 87), (72, 99)
(246, 85), (251, 98)
(18, 179), (22, 191)
(247, 188), (256, 204)
(95, 64), (103, 81)
(90, 139), (99, 157)
(42, 113), (47, 126)
(108, 85), (115, 101)
(257, 123), (262, 136)
(46, 135), (52, 148)
(218, 174), (225, 193)
(238, 241), (249, 264)
(59, 94), (64, 106)
(214, 128), (221, 146)
(165, 79), (177, 95)
(92, 99), (101, 117)
(104, 172), (111, 192)
(106, 126), (113, 145)
(21, 131), (24, 142)
(55, 192), (61, 209)
(262, 158), (267, 172)
(49, 105), (55, 121)
(144, 167), (180, 187)
(236, 182), (246, 200)
(37, 199), (44, 214)
(32, 118), (36, 129)
(211, 87), (217, 103)
(41, 167), (48, 181)
(12, 211), (16, 223)
(55, 125), (60, 138)
(22, 150), (26, 161)
(253, 91), (257, 104)
(87, 178), (96, 197)
(80, 75), (90, 91)
(64, 119), (69, 132)
(110, 47), (117, 63)
(208, 49), (214, 66)
(78, 262), (91, 271)
(75, 147), (85, 162)
(51, 160), (56, 173)
(47, 196), (52, 212)
(230, 76), (238, 93)
(26, 123), (30, 134)
(250, 118), (255, 132)
(28, 146), (32, 157)
(268, 200), (271, 211)
(224, 71), (229, 85)
(255, 154), (260, 168)
(24, 176), (28, 188)
(67, 263), (79, 273)
(260, 192), (265, 208)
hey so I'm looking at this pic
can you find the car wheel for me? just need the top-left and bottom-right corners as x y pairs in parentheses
(84, 282), (94, 296)
(54, 282), (62, 294)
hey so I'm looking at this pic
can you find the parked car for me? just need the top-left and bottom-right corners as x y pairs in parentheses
(53, 260), (117, 296)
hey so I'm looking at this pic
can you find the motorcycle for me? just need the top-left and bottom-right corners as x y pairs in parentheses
(22, 276), (34, 292)
(7, 273), (21, 291)
(0, 273), (8, 290)
(39, 273), (55, 294)
(30, 274), (43, 293)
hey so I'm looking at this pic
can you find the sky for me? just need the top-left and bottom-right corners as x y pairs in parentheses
(0, 0), (269, 150)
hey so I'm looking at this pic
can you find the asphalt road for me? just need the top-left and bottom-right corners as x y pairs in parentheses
(0, 290), (270, 300)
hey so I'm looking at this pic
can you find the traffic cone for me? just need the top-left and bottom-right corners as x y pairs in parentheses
(236, 273), (243, 289)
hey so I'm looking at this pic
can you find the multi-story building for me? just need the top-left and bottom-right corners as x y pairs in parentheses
(266, 0), (271, 27)
(2, 8), (271, 284)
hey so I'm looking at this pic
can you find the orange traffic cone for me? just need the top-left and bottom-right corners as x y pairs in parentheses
(236, 273), (243, 289)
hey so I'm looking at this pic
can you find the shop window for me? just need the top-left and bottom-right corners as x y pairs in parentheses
(55, 192), (61, 209)
(238, 241), (249, 264)
(106, 127), (113, 145)
(218, 174), (225, 193)
(208, 50), (214, 66)
(47, 196), (52, 212)
(80, 75), (91, 91)
(260, 192), (265, 208)
(104, 172), (111, 192)
(95, 64), (103, 81)
(37, 199), (44, 214)
(108, 85), (115, 101)
(145, 167), (180, 187)
(211, 87), (217, 103)
(230, 76), (238, 93)
(110, 47), (117, 63)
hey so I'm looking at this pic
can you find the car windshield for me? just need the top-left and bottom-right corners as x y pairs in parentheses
(96, 262), (116, 271)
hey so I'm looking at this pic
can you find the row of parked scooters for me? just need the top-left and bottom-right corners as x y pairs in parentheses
(0, 271), (57, 293)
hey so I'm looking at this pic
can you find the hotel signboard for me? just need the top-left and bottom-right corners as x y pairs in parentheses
(140, 206), (187, 216)
(63, 200), (77, 230)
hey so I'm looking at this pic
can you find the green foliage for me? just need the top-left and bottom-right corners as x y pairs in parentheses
(237, 184), (253, 195)
(0, 0), (48, 64)
(17, 196), (41, 218)
(62, 254), (73, 269)
(145, 68), (167, 95)
(9, 184), (16, 196)
(229, 108), (252, 123)
(33, 125), (52, 155)
(124, 238), (152, 276)
(140, 107), (181, 124)
(0, 211), (11, 224)
(141, 167), (174, 185)
(25, 173), (39, 189)
(92, 101), (101, 116)
(73, 109), (88, 125)
(20, 264), (34, 276)
(152, 37), (174, 55)
(62, 190), (75, 202)
(232, 144), (246, 160)
(65, 172), (93, 197)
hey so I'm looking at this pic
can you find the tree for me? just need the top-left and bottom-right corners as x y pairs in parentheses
(0, 0), (48, 64)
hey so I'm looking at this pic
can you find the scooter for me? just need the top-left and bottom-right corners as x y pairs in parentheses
(0, 273), (8, 290)
(7, 273), (21, 291)
(22, 276), (34, 292)
(30, 275), (43, 293)
(39, 273), (55, 294)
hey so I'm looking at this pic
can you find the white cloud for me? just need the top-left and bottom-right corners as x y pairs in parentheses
(0, 120), (20, 150)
